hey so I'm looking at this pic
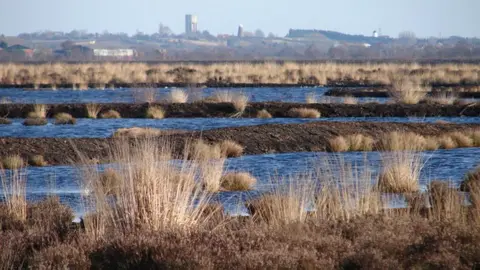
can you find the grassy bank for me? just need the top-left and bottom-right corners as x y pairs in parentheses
(1, 137), (480, 268)
(1, 62), (480, 88)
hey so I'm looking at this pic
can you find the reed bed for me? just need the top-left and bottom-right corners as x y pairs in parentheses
(1, 62), (480, 87)
(2, 138), (480, 268)
(328, 130), (480, 152)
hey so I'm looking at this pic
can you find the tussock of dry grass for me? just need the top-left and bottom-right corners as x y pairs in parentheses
(378, 152), (421, 193)
(100, 110), (121, 119)
(328, 136), (349, 152)
(220, 172), (256, 191)
(287, 108), (321, 118)
(428, 92), (458, 105)
(167, 89), (188, 103)
(449, 132), (474, 148)
(219, 140), (244, 158)
(99, 168), (121, 195)
(145, 106), (165, 119)
(23, 117), (48, 126)
(438, 136), (457, 149)
(27, 104), (47, 119)
(28, 155), (47, 167)
(112, 127), (180, 138)
(346, 134), (374, 151)
(132, 88), (157, 103)
(378, 131), (430, 151)
(389, 79), (429, 104)
(0, 118), (12, 125)
(256, 109), (272, 118)
(2, 155), (24, 170)
(54, 113), (76, 125)
(85, 103), (101, 119)
(460, 166), (480, 192)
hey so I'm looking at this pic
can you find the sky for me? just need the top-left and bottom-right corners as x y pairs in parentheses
(0, 0), (478, 38)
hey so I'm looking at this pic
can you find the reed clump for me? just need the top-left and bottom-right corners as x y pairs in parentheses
(287, 108), (321, 118)
(27, 104), (48, 119)
(220, 172), (256, 191)
(100, 110), (121, 119)
(460, 166), (480, 192)
(2, 155), (25, 170)
(167, 89), (188, 103)
(389, 79), (428, 104)
(256, 109), (272, 118)
(377, 152), (421, 193)
(219, 140), (244, 158)
(28, 155), (47, 167)
(54, 113), (76, 125)
(85, 103), (101, 119)
(145, 106), (165, 119)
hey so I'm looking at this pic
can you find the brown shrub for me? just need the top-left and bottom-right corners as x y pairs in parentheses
(460, 166), (480, 192)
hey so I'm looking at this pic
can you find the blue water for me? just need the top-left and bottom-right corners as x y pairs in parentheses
(0, 87), (388, 104)
(1, 117), (479, 138)
(2, 148), (479, 218)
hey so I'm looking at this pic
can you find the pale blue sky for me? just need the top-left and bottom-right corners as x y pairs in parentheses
(0, 0), (478, 38)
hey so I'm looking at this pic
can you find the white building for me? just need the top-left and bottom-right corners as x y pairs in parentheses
(185, 14), (198, 35)
(93, 49), (136, 60)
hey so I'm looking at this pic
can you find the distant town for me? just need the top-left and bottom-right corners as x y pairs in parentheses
(1, 14), (479, 62)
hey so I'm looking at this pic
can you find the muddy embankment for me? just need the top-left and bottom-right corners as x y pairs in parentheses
(325, 86), (480, 98)
(1, 121), (479, 166)
(1, 102), (480, 118)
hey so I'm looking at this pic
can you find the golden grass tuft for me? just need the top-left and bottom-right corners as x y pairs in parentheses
(54, 113), (76, 125)
(346, 134), (374, 151)
(232, 94), (249, 113)
(27, 104), (47, 118)
(80, 138), (217, 234)
(0, 162), (27, 221)
(220, 172), (256, 191)
(145, 106), (165, 119)
(219, 140), (244, 158)
(100, 110), (121, 119)
(28, 155), (47, 167)
(191, 140), (223, 160)
(470, 130), (480, 147)
(378, 152), (421, 193)
(85, 103), (101, 119)
(428, 92), (457, 105)
(460, 166), (480, 192)
(378, 131), (428, 151)
(328, 136), (350, 152)
(99, 168), (121, 195)
(256, 109), (272, 118)
(448, 132), (474, 148)
(389, 79), (428, 104)
(2, 155), (25, 170)
(112, 127), (182, 138)
(167, 89), (189, 103)
(438, 136), (457, 149)
(287, 108), (321, 118)
(23, 117), (48, 126)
